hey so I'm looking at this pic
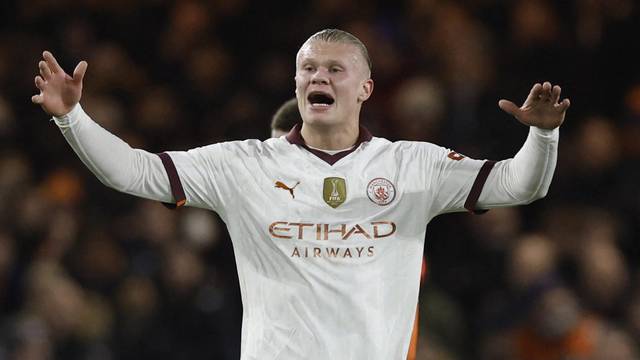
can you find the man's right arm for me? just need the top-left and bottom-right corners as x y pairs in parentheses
(53, 103), (174, 204)
(32, 51), (193, 207)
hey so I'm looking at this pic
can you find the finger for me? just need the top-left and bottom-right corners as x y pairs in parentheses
(555, 98), (571, 112)
(39, 60), (53, 80)
(31, 93), (43, 104)
(43, 51), (63, 73)
(72, 61), (88, 84)
(531, 83), (543, 95)
(551, 85), (561, 103)
(540, 81), (552, 100)
(498, 99), (522, 118)
(35, 75), (46, 90)
(525, 83), (543, 104)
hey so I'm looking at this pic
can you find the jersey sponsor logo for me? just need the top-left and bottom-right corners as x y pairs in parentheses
(275, 180), (300, 199)
(447, 151), (465, 161)
(268, 221), (396, 240)
(366, 178), (396, 206)
(323, 177), (346, 208)
(290, 246), (375, 258)
(269, 221), (396, 259)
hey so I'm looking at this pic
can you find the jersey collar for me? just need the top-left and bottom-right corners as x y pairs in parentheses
(285, 124), (373, 165)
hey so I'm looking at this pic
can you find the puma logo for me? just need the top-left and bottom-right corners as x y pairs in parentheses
(275, 181), (300, 199)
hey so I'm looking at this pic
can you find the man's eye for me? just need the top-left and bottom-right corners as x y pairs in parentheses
(304, 66), (314, 72)
(330, 67), (342, 73)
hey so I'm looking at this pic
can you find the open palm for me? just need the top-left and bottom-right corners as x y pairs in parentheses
(498, 82), (570, 130)
(31, 51), (88, 117)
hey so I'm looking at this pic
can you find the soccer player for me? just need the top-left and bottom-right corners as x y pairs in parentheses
(32, 29), (569, 359)
(271, 97), (301, 138)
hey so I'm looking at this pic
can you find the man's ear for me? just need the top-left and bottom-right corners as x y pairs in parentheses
(358, 78), (374, 102)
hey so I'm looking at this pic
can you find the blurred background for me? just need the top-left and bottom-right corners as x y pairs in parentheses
(1, 0), (639, 359)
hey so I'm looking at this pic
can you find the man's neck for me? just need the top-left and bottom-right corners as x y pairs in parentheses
(300, 122), (360, 150)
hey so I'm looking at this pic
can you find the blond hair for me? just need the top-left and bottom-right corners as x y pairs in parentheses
(302, 28), (372, 73)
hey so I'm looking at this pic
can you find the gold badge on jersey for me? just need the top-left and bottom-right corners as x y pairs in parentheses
(323, 177), (346, 208)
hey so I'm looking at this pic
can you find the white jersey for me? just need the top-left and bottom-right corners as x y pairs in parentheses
(54, 105), (559, 360)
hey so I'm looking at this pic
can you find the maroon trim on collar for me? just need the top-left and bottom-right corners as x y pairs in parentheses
(285, 124), (373, 165)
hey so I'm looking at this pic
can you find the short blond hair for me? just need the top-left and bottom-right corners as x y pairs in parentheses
(303, 28), (372, 74)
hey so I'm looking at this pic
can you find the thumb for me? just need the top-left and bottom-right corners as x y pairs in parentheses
(498, 99), (521, 118)
(72, 61), (88, 84)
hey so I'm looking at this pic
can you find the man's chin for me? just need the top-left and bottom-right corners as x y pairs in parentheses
(304, 112), (338, 125)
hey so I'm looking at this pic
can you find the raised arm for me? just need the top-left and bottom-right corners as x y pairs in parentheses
(31, 51), (174, 203)
(476, 81), (570, 208)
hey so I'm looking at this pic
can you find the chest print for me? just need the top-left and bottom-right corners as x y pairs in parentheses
(275, 180), (300, 199)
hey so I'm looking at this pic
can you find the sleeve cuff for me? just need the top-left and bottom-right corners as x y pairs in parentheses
(530, 126), (559, 139)
(51, 103), (83, 128)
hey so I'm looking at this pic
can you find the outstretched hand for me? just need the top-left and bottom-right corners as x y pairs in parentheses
(31, 51), (88, 117)
(498, 82), (570, 130)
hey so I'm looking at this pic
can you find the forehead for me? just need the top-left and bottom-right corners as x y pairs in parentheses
(296, 40), (365, 69)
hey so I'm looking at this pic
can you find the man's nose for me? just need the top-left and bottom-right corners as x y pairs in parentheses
(311, 68), (329, 85)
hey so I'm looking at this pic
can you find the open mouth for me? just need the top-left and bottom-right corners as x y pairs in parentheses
(307, 91), (335, 107)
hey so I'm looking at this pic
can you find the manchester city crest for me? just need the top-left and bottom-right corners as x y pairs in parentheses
(367, 178), (396, 206)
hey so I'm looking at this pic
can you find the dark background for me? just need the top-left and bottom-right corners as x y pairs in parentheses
(0, 0), (639, 359)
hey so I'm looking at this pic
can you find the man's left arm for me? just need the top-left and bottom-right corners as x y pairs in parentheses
(475, 81), (570, 209)
(475, 126), (557, 209)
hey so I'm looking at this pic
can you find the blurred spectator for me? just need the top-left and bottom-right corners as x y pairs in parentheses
(511, 0), (561, 47)
(508, 234), (558, 292)
(81, 95), (126, 135)
(184, 44), (233, 100)
(86, 43), (146, 95)
(390, 76), (445, 141)
(162, 243), (205, 297)
(577, 237), (629, 314)
(0, 152), (32, 208)
(574, 116), (621, 173)
(513, 284), (599, 360)
(179, 207), (223, 251)
(0, 96), (15, 139)
(468, 207), (522, 251)
(0, 233), (15, 308)
(508, 280), (639, 360)
(161, 1), (213, 62)
(40, 168), (85, 207)
(71, 229), (127, 291)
